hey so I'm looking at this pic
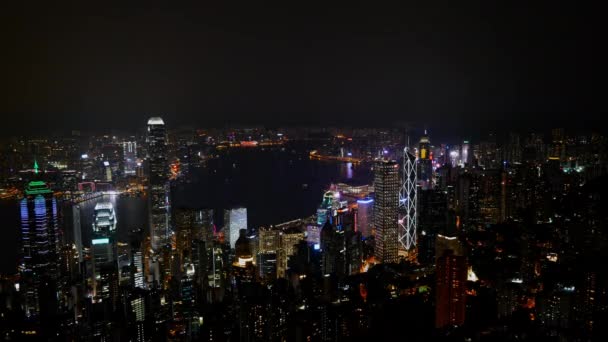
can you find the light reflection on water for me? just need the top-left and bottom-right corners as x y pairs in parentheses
(1, 151), (372, 274)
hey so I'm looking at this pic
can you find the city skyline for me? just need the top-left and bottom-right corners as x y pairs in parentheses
(1, 117), (606, 340)
(0, 3), (605, 341)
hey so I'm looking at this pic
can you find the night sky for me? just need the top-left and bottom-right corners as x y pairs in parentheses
(0, 2), (600, 137)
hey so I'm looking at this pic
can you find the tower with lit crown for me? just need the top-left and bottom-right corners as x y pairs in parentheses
(19, 161), (60, 329)
(147, 117), (170, 251)
(417, 130), (433, 190)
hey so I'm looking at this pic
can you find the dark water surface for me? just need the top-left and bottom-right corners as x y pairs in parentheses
(0, 148), (372, 274)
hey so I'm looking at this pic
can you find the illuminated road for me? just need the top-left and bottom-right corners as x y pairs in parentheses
(309, 150), (363, 164)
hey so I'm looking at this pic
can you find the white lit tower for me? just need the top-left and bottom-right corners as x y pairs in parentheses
(147, 117), (170, 251)
(399, 136), (418, 253)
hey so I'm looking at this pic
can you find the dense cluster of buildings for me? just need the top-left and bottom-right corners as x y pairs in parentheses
(0, 120), (607, 341)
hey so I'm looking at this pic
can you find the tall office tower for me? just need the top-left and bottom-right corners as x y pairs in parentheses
(356, 198), (373, 238)
(478, 133), (500, 169)
(461, 140), (470, 166)
(306, 224), (321, 247)
(373, 160), (399, 264)
(257, 252), (277, 283)
(128, 291), (147, 342)
(19, 177), (60, 323)
(449, 147), (460, 168)
(130, 231), (145, 289)
(399, 142), (417, 253)
(456, 172), (481, 230)
(147, 117), (170, 251)
(259, 227), (280, 253)
(344, 228), (362, 276)
(91, 202), (117, 301)
(195, 209), (215, 243)
(435, 246), (467, 329)
(234, 229), (254, 265)
(277, 228), (305, 278)
(224, 207), (247, 249)
(320, 221), (339, 275)
(550, 128), (566, 161)
(507, 133), (522, 165)
(206, 241), (226, 303)
(317, 191), (339, 226)
(174, 208), (214, 277)
(123, 141), (138, 176)
(316, 207), (329, 226)
(175, 208), (195, 268)
(417, 190), (448, 265)
(417, 131), (433, 190)
(478, 170), (502, 225)
(69, 204), (83, 264)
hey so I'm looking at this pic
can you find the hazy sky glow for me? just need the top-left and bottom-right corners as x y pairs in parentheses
(0, 2), (598, 136)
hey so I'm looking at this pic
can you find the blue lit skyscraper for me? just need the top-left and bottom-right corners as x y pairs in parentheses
(19, 177), (60, 322)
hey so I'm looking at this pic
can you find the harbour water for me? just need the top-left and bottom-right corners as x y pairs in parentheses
(0, 148), (373, 274)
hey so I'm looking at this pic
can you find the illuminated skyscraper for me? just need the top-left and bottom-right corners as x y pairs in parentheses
(19, 178), (60, 320)
(399, 141), (417, 252)
(147, 117), (170, 251)
(128, 292), (147, 342)
(320, 221), (339, 275)
(306, 224), (321, 247)
(356, 198), (373, 238)
(461, 140), (470, 166)
(123, 141), (138, 176)
(91, 202), (117, 301)
(277, 228), (305, 278)
(259, 226), (280, 253)
(224, 207), (247, 249)
(373, 160), (399, 263)
(174, 208), (214, 271)
(417, 131), (433, 190)
(131, 247), (145, 290)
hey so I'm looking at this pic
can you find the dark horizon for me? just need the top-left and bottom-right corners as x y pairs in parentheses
(0, 2), (599, 137)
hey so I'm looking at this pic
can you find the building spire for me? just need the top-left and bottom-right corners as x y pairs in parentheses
(34, 158), (39, 175)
